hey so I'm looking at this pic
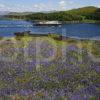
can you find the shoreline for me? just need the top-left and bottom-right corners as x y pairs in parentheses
(0, 32), (100, 41)
(2, 18), (100, 24)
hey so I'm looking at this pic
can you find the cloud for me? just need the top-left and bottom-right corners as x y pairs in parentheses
(59, 0), (66, 5)
(33, 4), (39, 8)
(0, 3), (31, 12)
(0, 1), (75, 12)
(69, 1), (74, 4)
(59, 0), (66, 10)
(0, 3), (11, 11)
(59, 0), (66, 6)
(0, 4), (6, 8)
(97, 5), (100, 8)
(33, 3), (46, 11)
(58, 0), (75, 10)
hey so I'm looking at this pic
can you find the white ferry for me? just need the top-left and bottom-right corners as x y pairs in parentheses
(34, 21), (62, 26)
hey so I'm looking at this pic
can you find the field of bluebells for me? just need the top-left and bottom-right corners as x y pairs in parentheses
(0, 35), (100, 100)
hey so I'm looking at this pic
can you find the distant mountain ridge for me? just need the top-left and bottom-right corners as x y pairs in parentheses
(8, 11), (58, 15)
(0, 11), (10, 15)
(8, 12), (34, 15)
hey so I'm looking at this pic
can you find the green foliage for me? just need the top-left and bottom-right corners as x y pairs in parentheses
(91, 41), (100, 58)
(25, 12), (82, 21)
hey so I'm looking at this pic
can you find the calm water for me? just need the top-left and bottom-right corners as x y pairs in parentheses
(0, 20), (100, 39)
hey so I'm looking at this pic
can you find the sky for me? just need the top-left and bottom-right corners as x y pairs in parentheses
(0, 0), (100, 12)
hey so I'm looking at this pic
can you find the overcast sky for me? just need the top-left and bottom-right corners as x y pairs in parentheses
(0, 0), (100, 12)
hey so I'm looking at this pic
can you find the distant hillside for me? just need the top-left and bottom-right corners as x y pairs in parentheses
(8, 12), (34, 15)
(5, 6), (100, 21)
(7, 10), (58, 15)
(0, 11), (10, 15)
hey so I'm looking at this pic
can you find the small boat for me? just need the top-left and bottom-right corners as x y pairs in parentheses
(14, 31), (31, 36)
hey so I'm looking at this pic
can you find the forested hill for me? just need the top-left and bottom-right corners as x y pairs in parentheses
(67, 6), (100, 20)
(5, 6), (100, 21)
(68, 6), (97, 15)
